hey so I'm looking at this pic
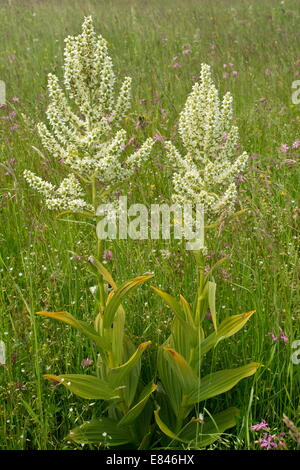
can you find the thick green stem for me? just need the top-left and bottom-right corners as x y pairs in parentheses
(194, 251), (205, 325)
(92, 178), (105, 314)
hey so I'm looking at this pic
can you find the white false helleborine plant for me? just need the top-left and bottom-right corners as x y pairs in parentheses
(165, 63), (248, 223)
(24, 16), (154, 213)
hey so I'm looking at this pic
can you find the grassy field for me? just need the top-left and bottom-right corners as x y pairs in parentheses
(0, 0), (299, 450)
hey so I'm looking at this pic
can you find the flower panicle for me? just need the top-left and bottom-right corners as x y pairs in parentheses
(166, 63), (248, 223)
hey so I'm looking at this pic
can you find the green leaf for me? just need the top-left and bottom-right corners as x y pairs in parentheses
(154, 408), (186, 442)
(157, 347), (183, 416)
(154, 407), (240, 448)
(44, 374), (120, 400)
(200, 311), (255, 356)
(67, 417), (133, 446)
(37, 311), (109, 351)
(187, 362), (260, 405)
(103, 275), (154, 328)
(208, 281), (217, 331)
(108, 341), (151, 389)
(151, 286), (187, 325)
(118, 383), (157, 426)
(111, 306), (125, 367)
(162, 347), (198, 395)
(179, 407), (240, 448)
(88, 256), (117, 290)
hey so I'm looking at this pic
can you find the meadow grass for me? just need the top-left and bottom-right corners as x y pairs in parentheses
(0, 0), (299, 449)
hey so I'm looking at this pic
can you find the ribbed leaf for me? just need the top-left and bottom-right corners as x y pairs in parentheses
(157, 347), (183, 416)
(179, 407), (240, 448)
(88, 256), (117, 290)
(154, 407), (240, 448)
(151, 286), (187, 325)
(37, 311), (109, 351)
(154, 408), (186, 442)
(187, 362), (260, 405)
(108, 341), (151, 389)
(103, 275), (153, 328)
(118, 382), (157, 426)
(200, 311), (255, 356)
(162, 347), (198, 394)
(44, 374), (119, 400)
(208, 281), (217, 331)
(111, 306), (125, 367)
(67, 418), (133, 445)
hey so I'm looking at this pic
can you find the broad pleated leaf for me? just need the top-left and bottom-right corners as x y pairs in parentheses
(103, 275), (153, 328)
(154, 407), (240, 448)
(208, 281), (217, 331)
(118, 383), (157, 426)
(151, 287), (187, 325)
(88, 256), (117, 290)
(154, 408), (186, 442)
(37, 311), (109, 350)
(157, 347), (184, 416)
(187, 362), (260, 405)
(111, 306), (125, 367)
(179, 407), (240, 448)
(67, 417), (133, 445)
(162, 347), (198, 395)
(44, 374), (119, 400)
(200, 311), (255, 356)
(108, 341), (151, 389)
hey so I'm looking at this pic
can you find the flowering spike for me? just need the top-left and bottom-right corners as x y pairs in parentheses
(24, 17), (154, 213)
(167, 63), (248, 222)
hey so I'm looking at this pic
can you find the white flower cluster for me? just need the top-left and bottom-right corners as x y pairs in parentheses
(23, 170), (93, 212)
(24, 16), (154, 212)
(165, 63), (248, 222)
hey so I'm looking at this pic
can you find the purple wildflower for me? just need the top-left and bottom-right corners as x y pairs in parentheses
(12, 96), (20, 103)
(251, 420), (269, 431)
(182, 48), (191, 55)
(292, 140), (300, 149)
(259, 433), (286, 450)
(153, 133), (165, 142)
(280, 332), (289, 343)
(267, 332), (278, 342)
(280, 144), (289, 153)
(221, 269), (231, 280)
(103, 250), (113, 261)
(81, 358), (93, 367)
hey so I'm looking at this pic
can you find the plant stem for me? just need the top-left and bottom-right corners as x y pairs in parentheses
(91, 178), (105, 313)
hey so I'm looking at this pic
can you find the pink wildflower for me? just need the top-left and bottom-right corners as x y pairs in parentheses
(154, 133), (165, 142)
(292, 140), (300, 149)
(81, 358), (93, 367)
(280, 144), (289, 152)
(267, 333), (278, 342)
(103, 250), (113, 261)
(259, 433), (286, 450)
(280, 332), (289, 343)
(182, 49), (191, 55)
(251, 420), (269, 431)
